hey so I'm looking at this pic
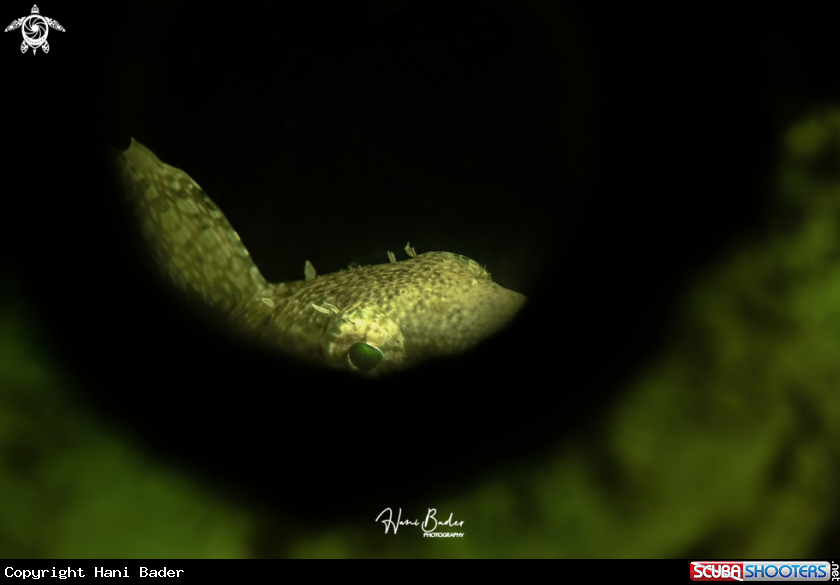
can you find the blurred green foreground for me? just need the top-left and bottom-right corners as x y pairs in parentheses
(2, 110), (840, 558)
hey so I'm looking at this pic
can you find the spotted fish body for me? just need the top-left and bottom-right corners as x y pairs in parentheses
(116, 139), (526, 375)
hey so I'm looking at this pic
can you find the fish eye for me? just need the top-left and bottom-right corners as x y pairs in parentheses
(348, 342), (384, 371)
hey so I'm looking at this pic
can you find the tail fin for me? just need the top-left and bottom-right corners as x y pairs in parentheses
(115, 139), (268, 314)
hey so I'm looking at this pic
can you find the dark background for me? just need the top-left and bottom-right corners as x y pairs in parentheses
(3, 0), (840, 553)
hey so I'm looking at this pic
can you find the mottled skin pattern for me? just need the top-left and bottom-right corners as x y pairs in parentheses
(115, 139), (526, 376)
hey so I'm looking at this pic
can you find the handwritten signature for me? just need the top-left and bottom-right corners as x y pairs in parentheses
(375, 508), (465, 534)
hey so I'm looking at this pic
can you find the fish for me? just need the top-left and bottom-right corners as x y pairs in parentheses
(114, 139), (526, 376)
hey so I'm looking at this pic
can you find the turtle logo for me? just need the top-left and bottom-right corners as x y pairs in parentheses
(4, 5), (65, 55)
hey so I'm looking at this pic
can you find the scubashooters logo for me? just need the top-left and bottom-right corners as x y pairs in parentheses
(4, 5), (65, 54)
(690, 561), (837, 581)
